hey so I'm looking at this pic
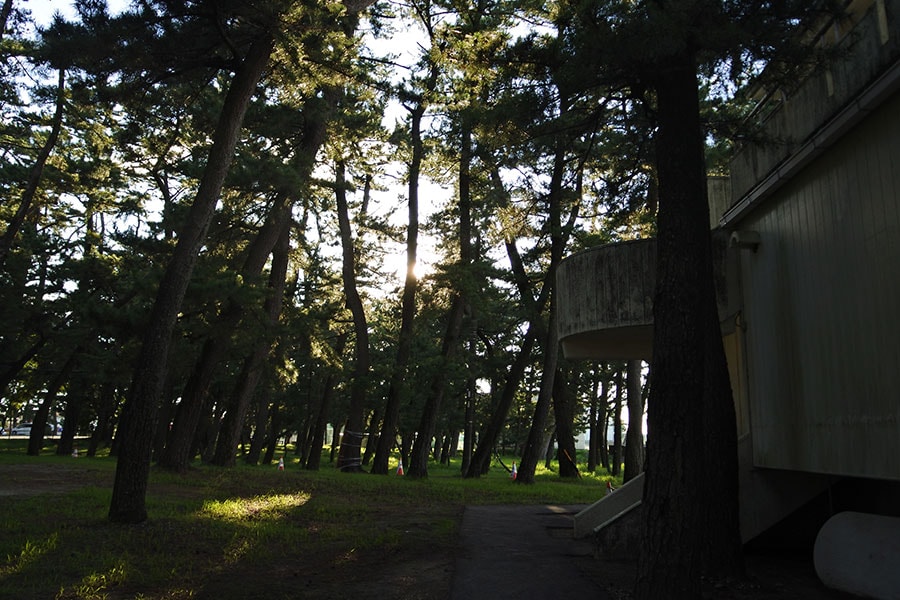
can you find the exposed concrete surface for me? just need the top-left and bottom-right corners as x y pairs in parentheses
(450, 504), (611, 600)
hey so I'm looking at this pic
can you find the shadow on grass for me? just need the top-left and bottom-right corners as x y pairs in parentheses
(0, 453), (614, 599)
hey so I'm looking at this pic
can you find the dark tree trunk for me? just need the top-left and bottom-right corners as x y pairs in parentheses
(465, 323), (538, 477)
(553, 367), (579, 478)
(334, 161), (372, 472)
(245, 387), (272, 465)
(600, 380), (610, 471)
(263, 405), (282, 465)
(89, 382), (118, 457)
(56, 389), (83, 457)
(587, 369), (601, 472)
(372, 104), (424, 475)
(635, 47), (743, 598)
(517, 140), (572, 485)
(624, 359), (645, 482)
(408, 295), (466, 478)
(399, 433), (412, 474)
(543, 429), (555, 470)
(460, 351), (476, 475)
(160, 86), (330, 474)
(152, 388), (176, 462)
(0, 0), (13, 42)
(361, 407), (379, 466)
(109, 35), (274, 523)
(330, 423), (342, 464)
(612, 366), (623, 476)
(408, 120), (473, 479)
(28, 351), (78, 456)
(516, 299), (558, 484)
(465, 231), (552, 478)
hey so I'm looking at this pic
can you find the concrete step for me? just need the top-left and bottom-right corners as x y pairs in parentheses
(573, 434), (834, 544)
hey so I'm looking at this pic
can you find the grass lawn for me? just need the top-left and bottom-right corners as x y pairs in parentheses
(0, 440), (617, 599)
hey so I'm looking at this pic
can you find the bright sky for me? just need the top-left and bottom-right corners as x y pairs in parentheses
(25, 0), (447, 286)
(27, 0), (129, 26)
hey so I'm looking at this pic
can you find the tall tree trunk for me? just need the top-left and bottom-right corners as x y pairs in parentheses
(89, 381), (118, 456)
(516, 137), (573, 484)
(263, 405), (282, 465)
(160, 87), (331, 473)
(460, 341), (477, 475)
(245, 387), (271, 465)
(334, 160), (372, 472)
(371, 104), (424, 475)
(624, 359), (645, 482)
(587, 368), (600, 472)
(553, 366), (579, 478)
(465, 311), (538, 478)
(407, 294), (466, 478)
(361, 407), (379, 466)
(612, 366), (623, 476)
(330, 423), (343, 464)
(635, 46), (742, 598)
(600, 379), (610, 471)
(28, 350), (78, 455)
(408, 120), (473, 478)
(108, 35), (274, 523)
(515, 297), (559, 484)
(56, 386), (84, 457)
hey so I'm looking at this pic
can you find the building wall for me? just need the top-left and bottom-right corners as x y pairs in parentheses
(738, 91), (900, 479)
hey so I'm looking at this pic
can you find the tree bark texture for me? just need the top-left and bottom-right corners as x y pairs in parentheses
(108, 34), (274, 523)
(623, 359), (645, 482)
(635, 45), (742, 597)
(335, 160), (372, 472)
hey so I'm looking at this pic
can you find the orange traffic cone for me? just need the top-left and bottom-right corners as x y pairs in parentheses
(278, 457), (285, 471)
(606, 480), (615, 495)
(396, 460), (404, 475)
(72, 447), (79, 458)
(511, 462), (517, 480)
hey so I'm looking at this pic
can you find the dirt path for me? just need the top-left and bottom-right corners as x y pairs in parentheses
(0, 463), (111, 497)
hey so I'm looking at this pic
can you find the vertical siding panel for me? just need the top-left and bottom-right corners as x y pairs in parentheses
(745, 91), (900, 478)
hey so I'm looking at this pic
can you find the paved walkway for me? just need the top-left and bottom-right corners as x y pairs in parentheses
(450, 504), (611, 600)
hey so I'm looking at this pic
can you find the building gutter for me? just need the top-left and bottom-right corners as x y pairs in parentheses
(719, 57), (900, 229)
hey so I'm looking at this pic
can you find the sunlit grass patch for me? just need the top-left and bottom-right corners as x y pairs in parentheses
(198, 492), (311, 522)
(72, 560), (129, 599)
(1, 533), (59, 576)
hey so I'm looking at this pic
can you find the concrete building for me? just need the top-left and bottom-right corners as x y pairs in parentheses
(556, 1), (900, 596)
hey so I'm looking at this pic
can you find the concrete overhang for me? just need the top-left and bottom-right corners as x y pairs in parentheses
(556, 238), (656, 361)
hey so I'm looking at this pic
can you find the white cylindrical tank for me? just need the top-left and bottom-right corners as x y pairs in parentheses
(814, 511), (900, 599)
